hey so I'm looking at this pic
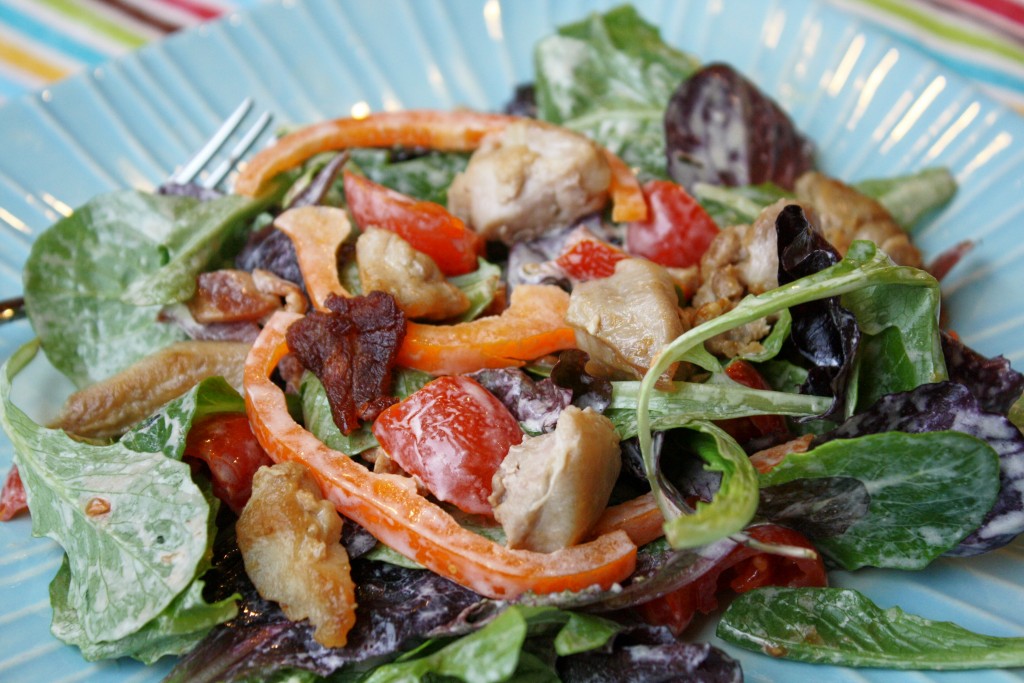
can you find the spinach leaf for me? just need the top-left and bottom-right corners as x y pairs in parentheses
(300, 372), (378, 455)
(719, 586), (1024, 669)
(854, 167), (957, 232)
(448, 258), (502, 322)
(533, 5), (699, 179)
(23, 190), (265, 387)
(348, 149), (469, 205)
(363, 606), (529, 683)
(0, 342), (233, 655)
(842, 277), (946, 414)
(758, 430), (999, 569)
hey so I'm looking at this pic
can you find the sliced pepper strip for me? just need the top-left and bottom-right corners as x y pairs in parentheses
(397, 284), (577, 375)
(244, 310), (637, 599)
(234, 110), (646, 222)
(274, 206), (352, 310)
(591, 492), (665, 547)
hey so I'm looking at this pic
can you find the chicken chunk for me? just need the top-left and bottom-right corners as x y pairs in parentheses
(447, 120), (611, 244)
(490, 406), (621, 552)
(795, 171), (922, 268)
(566, 258), (684, 380)
(685, 199), (788, 358)
(237, 462), (357, 648)
(356, 227), (470, 320)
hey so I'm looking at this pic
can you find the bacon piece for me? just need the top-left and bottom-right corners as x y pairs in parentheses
(286, 292), (407, 435)
(188, 269), (282, 324)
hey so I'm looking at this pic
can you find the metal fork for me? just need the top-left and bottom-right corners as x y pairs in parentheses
(0, 98), (273, 324)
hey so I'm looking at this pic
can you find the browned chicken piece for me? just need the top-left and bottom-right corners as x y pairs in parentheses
(356, 227), (470, 320)
(56, 340), (250, 438)
(566, 258), (684, 380)
(685, 199), (789, 358)
(447, 120), (611, 244)
(237, 462), (357, 649)
(795, 171), (923, 268)
(490, 406), (621, 553)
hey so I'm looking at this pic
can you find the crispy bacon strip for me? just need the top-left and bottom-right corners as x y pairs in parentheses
(286, 292), (406, 435)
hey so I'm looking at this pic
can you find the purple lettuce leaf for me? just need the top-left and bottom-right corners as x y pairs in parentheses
(777, 204), (860, 420)
(814, 381), (1024, 556)
(469, 367), (571, 434)
(551, 349), (613, 413)
(557, 625), (742, 683)
(165, 537), (486, 683)
(941, 330), (1024, 415)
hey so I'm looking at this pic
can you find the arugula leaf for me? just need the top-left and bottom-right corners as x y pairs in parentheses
(719, 586), (1024, 669)
(606, 379), (829, 439)
(0, 343), (236, 657)
(23, 190), (265, 387)
(534, 5), (699, 179)
(635, 241), (938, 549)
(758, 431), (999, 569)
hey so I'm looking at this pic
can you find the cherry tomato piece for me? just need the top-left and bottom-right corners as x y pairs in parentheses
(716, 359), (790, 446)
(344, 170), (483, 276)
(626, 180), (718, 268)
(372, 375), (523, 515)
(637, 524), (826, 635)
(184, 413), (275, 514)
(555, 228), (628, 281)
(0, 466), (28, 521)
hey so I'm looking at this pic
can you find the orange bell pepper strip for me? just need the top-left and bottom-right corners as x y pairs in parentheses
(273, 206), (352, 310)
(244, 310), (637, 599)
(233, 110), (647, 223)
(397, 284), (577, 375)
(590, 492), (665, 547)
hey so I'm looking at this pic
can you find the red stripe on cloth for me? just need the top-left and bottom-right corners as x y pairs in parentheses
(98, 0), (181, 33)
(157, 0), (224, 22)
(960, 0), (1024, 25)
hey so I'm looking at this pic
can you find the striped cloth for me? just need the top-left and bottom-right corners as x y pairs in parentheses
(0, 0), (1022, 109)
(0, 0), (258, 103)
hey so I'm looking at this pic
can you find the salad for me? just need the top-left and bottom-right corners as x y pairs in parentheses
(2, 3), (1024, 682)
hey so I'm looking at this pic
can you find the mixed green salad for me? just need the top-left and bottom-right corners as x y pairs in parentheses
(2, 4), (1024, 682)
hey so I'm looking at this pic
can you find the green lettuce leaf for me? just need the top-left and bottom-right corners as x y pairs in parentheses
(23, 190), (266, 387)
(348, 149), (469, 205)
(758, 431), (999, 569)
(719, 586), (1024, 669)
(534, 5), (699, 179)
(0, 343), (238, 658)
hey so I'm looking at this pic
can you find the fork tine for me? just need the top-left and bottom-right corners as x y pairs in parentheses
(169, 97), (254, 184)
(201, 110), (274, 189)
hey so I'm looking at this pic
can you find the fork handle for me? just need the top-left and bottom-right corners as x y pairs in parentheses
(0, 296), (25, 323)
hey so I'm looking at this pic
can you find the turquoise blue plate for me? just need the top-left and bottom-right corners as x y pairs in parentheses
(1, 0), (1023, 681)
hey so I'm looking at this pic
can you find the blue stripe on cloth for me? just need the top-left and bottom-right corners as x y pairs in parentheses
(0, 3), (113, 66)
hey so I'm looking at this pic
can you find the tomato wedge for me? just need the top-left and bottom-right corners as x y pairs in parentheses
(397, 284), (576, 375)
(244, 311), (637, 599)
(0, 466), (27, 521)
(637, 524), (826, 635)
(344, 170), (482, 276)
(184, 413), (274, 514)
(234, 110), (647, 223)
(555, 227), (628, 281)
(373, 376), (523, 515)
(626, 180), (718, 268)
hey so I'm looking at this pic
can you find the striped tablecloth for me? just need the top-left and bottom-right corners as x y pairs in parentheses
(1, 0), (1023, 108)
